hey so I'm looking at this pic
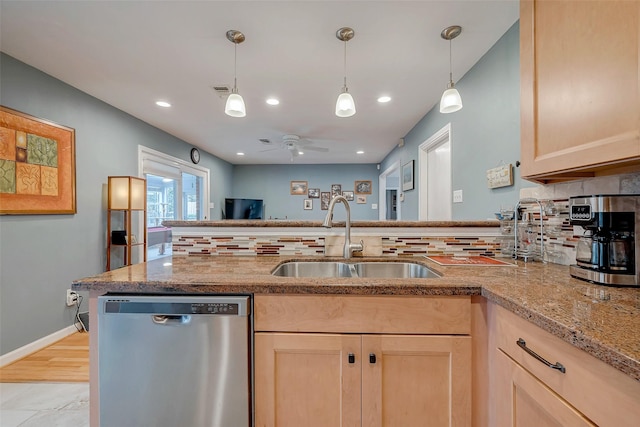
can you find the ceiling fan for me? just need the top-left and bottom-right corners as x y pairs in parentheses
(261, 134), (329, 161)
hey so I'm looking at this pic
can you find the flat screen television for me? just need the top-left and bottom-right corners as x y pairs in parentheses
(224, 198), (264, 219)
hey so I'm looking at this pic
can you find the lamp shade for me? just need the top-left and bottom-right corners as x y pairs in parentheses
(108, 176), (146, 210)
(439, 87), (463, 114)
(335, 91), (356, 117)
(225, 93), (246, 117)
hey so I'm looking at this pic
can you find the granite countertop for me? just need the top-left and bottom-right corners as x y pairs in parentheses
(163, 220), (499, 228)
(73, 256), (640, 382)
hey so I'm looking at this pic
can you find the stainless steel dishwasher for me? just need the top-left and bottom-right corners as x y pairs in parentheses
(98, 294), (251, 427)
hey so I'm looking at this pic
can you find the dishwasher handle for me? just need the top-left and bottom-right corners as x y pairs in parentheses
(152, 315), (192, 325)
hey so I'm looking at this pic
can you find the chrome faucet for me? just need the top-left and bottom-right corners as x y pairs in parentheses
(322, 195), (364, 258)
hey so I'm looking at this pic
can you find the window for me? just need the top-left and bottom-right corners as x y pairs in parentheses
(139, 146), (210, 260)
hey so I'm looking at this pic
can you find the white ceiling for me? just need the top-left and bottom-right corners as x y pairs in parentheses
(0, 0), (519, 165)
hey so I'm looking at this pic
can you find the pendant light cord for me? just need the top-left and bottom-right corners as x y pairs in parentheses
(343, 40), (348, 88)
(233, 42), (238, 91)
(449, 39), (453, 84)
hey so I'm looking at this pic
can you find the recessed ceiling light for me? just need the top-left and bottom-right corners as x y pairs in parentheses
(237, 152), (245, 156)
(356, 150), (365, 154)
(266, 98), (280, 105)
(377, 96), (391, 103)
(298, 151), (304, 155)
(156, 101), (171, 107)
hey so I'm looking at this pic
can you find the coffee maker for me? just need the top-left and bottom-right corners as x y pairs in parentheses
(569, 194), (639, 287)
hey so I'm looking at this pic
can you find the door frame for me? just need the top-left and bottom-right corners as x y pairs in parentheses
(378, 161), (402, 220)
(418, 123), (452, 220)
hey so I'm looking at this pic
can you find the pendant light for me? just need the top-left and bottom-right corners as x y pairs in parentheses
(335, 27), (356, 118)
(439, 25), (463, 114)
(225, 30), (246, 117)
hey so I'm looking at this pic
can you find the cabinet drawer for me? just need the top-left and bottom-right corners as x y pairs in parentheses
(254, 295), (470, 334)
(491, 303), (640, 427)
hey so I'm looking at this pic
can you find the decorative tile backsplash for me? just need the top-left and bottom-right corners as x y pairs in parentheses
(172, 234), (504, 258)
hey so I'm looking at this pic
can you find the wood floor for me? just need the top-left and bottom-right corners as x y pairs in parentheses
(0, 332), (89, 383)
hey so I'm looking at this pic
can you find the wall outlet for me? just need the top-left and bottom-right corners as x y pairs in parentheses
(453, 190), (463, 203)
(66, 289), (78, 307)
(371, 204), (378, 210)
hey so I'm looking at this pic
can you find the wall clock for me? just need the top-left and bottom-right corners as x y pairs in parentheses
(190, 147), (200, 164)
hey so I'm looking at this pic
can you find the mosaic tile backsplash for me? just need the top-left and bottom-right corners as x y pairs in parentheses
(171, 201), (578, 265)
(173, 234), (505, 259)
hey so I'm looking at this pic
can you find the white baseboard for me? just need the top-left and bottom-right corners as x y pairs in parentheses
(0, 325), (79, 367)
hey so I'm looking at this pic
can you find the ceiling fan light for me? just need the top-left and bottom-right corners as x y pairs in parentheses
(225, 93), (246, 117)
(336, 90), (356, 117)
(439, 86), (462, 114)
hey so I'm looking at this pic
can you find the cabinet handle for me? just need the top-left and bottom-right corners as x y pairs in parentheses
(348, 353), (355, 364)
(517, 338), (566, 373)
(369, 353), (376, 364)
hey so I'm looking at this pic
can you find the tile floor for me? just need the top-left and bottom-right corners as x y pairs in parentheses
(0, 383), (89, 427)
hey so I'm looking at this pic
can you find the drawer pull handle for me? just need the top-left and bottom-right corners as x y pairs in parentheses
(517, 338), (566, 374)
(369, 353), (376, 364)
(348, 353), (355, 364)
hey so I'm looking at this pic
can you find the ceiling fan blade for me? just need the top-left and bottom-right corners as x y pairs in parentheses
(259, 147), (280, 152)
(302, 146), (329, 152)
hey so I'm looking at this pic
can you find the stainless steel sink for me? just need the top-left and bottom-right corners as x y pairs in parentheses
(271, 261), (352, 277)
(272, 261), (440, 278)
(352, 262), (440, 278)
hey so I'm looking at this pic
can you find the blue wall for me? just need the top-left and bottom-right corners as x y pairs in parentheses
(381, 21), (533, 220)
(0, 54), (234, 355)
(232, 164), (379, 221)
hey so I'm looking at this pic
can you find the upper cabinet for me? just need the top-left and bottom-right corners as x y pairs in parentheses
(520, 0), (640, 183)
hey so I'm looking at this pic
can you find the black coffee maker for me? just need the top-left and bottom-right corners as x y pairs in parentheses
(569, 194), (639, 287)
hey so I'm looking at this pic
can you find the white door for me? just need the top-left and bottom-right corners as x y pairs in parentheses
(419, 124), (452, 220)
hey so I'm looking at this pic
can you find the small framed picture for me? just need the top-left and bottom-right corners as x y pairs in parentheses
(304, 199), (313, 210)
(342, 191), (354, 201)
(355, 180), (372, 194)
(290, 180), (308, 195)
(331, 184), (342, 198)
(356, 195), (367, 204)
(321, 192), (331, 210)
(402, 160), (414, 191)
(308, 188), (320, 198)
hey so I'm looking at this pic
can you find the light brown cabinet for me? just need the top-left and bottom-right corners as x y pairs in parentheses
(489, 302), (640, 427)
(254, 295), (472, 427)
(494, 350), (595, 426)
(520, 0), (640, 183)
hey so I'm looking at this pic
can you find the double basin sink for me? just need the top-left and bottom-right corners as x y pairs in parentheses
(272, 261), (440, 279)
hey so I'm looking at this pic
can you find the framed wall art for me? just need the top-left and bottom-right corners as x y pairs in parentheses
(342, 191), (354, 201)
(290, 180), (308, 195)
(0, 106), (76, 214)
(320, 192), (330, 210)
(356, 195), (367, 204)
(303, 199), (313, 210)
(402, 160), (414, 191)
(331, 184), (341, 198)
(308, 188), (320, 198)
(355, 180), (372, 194)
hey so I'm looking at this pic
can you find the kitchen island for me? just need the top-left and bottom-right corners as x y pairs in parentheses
(75, 224), (640, 425)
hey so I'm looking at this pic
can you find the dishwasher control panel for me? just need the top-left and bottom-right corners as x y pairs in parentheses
(103, 298), (245, 315)
(191, 302), (238, 314)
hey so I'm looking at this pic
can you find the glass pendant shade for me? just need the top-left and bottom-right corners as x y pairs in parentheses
(439, 85), (463, 114)
(335, 89), (356, 117)
(225, 92), (246, 117)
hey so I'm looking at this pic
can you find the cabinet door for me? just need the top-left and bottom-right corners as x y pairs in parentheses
(254, 333), (361, 427)
(520, 0), (640, 181)
(361, 335), (471, 427)
(495, 350), (596, 427)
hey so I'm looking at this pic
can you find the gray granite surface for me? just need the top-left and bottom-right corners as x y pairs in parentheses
(73, 256), (640, 381)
